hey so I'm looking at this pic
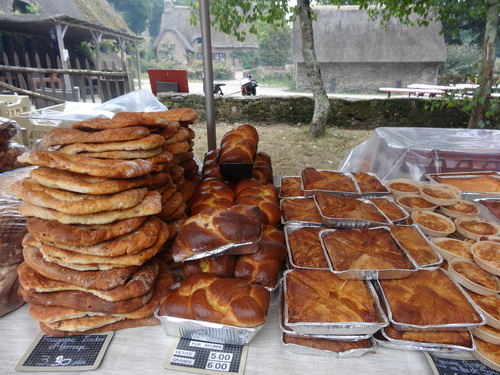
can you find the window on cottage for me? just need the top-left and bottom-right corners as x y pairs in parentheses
(213, 53), (226, 62)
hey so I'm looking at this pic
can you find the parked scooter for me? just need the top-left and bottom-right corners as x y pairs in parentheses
(240, 75), (258, 96)
(213, 82), (225, 95)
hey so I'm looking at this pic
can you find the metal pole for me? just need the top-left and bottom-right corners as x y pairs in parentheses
(199, 0), (216, 151)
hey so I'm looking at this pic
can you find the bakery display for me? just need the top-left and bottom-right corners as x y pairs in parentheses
(389, 225), (442, 267)
(285, 224), (329, 269)
(455, 217), (500, 240)
(377, 268), (485, 330)
(314, 192), (390, 226)
(411, 210), (456, 237)
(448, 258), (500, 296)
(320, 227), (415, 277)
(300, 168), (359, 194)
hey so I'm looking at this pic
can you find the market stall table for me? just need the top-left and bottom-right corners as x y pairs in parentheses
(0, 303), (441, 375)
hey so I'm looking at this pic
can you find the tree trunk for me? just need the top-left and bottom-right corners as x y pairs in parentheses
(296, 0), (330, 138)
(468, 0), (498, 128)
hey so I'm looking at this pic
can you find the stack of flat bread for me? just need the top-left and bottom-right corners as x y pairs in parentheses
(11, 108), (200, 336)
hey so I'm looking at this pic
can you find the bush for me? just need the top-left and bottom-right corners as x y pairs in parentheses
(440, 43), (482, 76)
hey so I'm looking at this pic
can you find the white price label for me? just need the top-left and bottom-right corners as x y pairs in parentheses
(205, 360), (231, 372)
(208, 352), (233, 362)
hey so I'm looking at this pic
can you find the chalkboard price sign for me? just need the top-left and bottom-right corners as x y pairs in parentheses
(165, 337), (248, 375)
(425, 352), (499, 375)
(16, 332), (114, 372)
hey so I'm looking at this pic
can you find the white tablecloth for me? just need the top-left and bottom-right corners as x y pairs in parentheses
(0, 302), (437, 375)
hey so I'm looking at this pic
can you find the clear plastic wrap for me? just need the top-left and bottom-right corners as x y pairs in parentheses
(339, 127), (500, 181)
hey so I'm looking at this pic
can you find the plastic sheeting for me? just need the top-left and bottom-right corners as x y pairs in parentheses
(339, 127), (500, 181)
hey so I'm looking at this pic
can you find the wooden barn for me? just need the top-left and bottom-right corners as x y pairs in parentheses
(292, 6), (447, 92)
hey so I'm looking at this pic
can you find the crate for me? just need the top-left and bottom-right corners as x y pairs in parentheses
(12, 103), (66, 146)
(0, 95), (31, 119)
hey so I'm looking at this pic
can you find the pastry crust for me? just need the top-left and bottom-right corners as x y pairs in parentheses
(369, 198), (407, 221)
(432, 175), (500, 193)
(301, 168), (357, 193)
(352, 172), (388, 193)
(383, 324), (472, 347)
(283, 334), (372, 352)
(281, 197), (323, 224)
(279, 176), (304, 198)
(287, 226), (329, 269)
(389, 225), (440, 266)
(379, 269), (484, 327)
(315, 193), (389, 223)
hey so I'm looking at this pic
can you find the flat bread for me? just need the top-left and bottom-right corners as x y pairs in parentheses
(76, 147), (163, 160)
(40, 126), (151, 147)
(39, 315), (159, 336)
(30, 219), (168, 270)
(152, 108), (198, 124)
(19, 190), (162, 225)
(29, 260), (173, 323)
(69, 117), (123, 130)
(11, 178), (149, 214)
(26, 216), (146, 246)
(112, 109), (197, 127)
(19, 284), (154, 313)
(17, 151), (154, 178)
(18, 260), (159, 301)
(151, 121), (180, 139)
(23, 245), (140, 290)
(57, 134), (165, 154)
(30, 167), (171, 195)
(164, 140), (191, 155)
(164, 127), (190, 145)
(29, 217), (163, 256)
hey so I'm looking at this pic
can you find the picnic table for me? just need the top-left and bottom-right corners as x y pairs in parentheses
(378, 87), (445, 98)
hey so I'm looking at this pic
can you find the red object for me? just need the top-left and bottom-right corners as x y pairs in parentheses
(147, 69), (189, 95)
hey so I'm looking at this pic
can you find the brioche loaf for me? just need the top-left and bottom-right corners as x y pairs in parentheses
(182, 255), (236, 278)
(218, 139), (256, 163)
(171, 205), (263, 262)
(158, 273), (270, 327)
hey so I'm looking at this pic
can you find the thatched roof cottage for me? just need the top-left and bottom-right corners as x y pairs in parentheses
(155, 0), (257, 70)
(292, 6), (446, 92)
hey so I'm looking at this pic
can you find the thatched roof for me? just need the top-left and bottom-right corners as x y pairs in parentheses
(0, 0), (139, 43)
(156, 5), (257, 50)
(292, 6), (446, 63)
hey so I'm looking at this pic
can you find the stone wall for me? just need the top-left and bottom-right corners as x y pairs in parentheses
(158, 92), (473, 129)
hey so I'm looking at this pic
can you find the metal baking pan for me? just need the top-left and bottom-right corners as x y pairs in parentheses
(154, 307), (265, 345)
(474, 198), (500, 224)
(373, 267), (487, 331)
(314, 196), (393, 229)
(283, 270), (389, 335)
(319, 226), (419, 280)
(280, 196), (325, 225)
(284, 222), (329, 270)
(282, 333), (375, 358)
(389, 224), (444, 268)
(179, 238), (261, 262)
(367, 196), (410, 224)
(278, 175), (304, 199)
(372, 331), (475, 353)
(301, 169), (361, 197)
(426, 171), (500, 199)
(353, 172), (391, 197)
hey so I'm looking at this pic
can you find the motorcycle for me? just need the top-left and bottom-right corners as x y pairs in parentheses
(240, 75), (258, 96)
(213, 82), (225, 96)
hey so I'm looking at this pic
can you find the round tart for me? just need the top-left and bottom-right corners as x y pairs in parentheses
(472, 241), (500, 277)
(455, 217), (500, 240)
(397, 194), (437, 213)
(472, 325), (500, 346)
(448, 258), (500, 296)
(429, 237), (473, 261)
(411, 210), (456, 237)
(466, 291), (500, 329)
(419, 183), (461, 206)
(386, 178), (422, 196)
(472, 337), (500, 372)
(439, 200), (480, 219)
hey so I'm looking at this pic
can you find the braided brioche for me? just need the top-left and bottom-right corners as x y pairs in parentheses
(171, 205), (263, 262)
(158, 273), (270, 327)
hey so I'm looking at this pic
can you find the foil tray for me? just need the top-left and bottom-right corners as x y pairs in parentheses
(178, 238), (261, 262)
(284, 222), (330, 270)
(426, 171), (500, 199)
(354, 172), (391, 198)
(373, 267), (487, 332)
(282, 334), (375, 358)
(372, 330), (476, 353)
(280, 196), (325, 225)
(314, 196), (393, 229)
(367, 196), (410, 224)
(318, 226), (419, 280)
(283, 270), (389, 336)
(154, 307), (265, 345)
(301, 169), (362, 197)
(474, 198), (500, 224)
(389, 224), (444, 268)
